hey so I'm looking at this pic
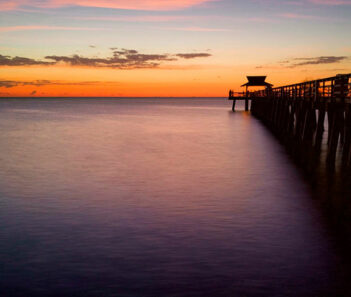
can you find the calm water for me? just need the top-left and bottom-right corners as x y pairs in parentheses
(0, 98), (348, 296)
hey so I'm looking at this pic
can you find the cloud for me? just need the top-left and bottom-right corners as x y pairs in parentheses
(0, 1), (18, 10)
(163, 26), (230, 32)
(0, 80), (18, 88)
(45, 49), (176, 68)
(0, 79), (52, 88)
(0, 79), (53, 88)
(256, 56), (349, 69)
(71, 15), (193, 22)
(292, 56), (348, 66)
(0, 48), (213, 69)
(278, 12), (344, 21)
(0, 79), (120, 88)
(70, 15), (274, 24)
(0, 26), (107, 32)
(176, 53), (211, 59)
(309, 0), (351, 5)
(279, 13), (323, 20)
(259, 0), (351, 5)
(0, 54), (53, 66)
(0, 0), (214, 11)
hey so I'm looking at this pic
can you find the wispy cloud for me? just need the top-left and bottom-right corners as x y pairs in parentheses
(309, 0), (351, 5)
(0, 25), (106, 32)
(71, 15), (193, 22)
(0, 0), (215, 11)
(0, 79), (120, 88)
(163, 26), (230, 32)
(257, 56), (349, 69)
(176, 53), (211, 59)
(278, 13), (324, 20)
(261, 0), (351, 5)
(239, 17), (276, 23)
(0, 48), (212, 69)
(70, 15), (274, 24)
(45, 49), (176, 68)
(291, 56), (349, 66)
(0, 54), (53, 66)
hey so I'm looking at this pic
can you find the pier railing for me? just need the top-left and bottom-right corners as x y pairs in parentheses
(248, 74), (351, 170)
(228, 91), (247, 99)
(252, 74), (351, 102)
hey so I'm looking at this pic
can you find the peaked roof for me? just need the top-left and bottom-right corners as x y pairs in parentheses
(241, 76), (273, 87)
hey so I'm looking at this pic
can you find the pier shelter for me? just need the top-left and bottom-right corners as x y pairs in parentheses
(229, 76), (273, 111)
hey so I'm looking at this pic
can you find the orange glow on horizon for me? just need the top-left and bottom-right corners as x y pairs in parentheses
(1, 65), (350, 97)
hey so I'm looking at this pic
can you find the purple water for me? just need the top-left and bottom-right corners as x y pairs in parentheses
(0, 98), (348, 296)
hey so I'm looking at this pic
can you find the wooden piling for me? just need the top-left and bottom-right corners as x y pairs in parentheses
(245, 98), (249, 111)
(342, 106), (351, 168)
(232, 99), (236, 112)
(327, 107), (343, 168)
(315, 109), (326, 151)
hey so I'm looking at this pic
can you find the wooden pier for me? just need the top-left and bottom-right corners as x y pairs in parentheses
(228, 91), (249, 112)
(229, 76), (272, 111)
(230, 74), (351, 170)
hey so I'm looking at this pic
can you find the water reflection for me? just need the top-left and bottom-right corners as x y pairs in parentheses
(0, 98), (349, 296)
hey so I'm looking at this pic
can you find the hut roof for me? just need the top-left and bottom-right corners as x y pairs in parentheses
(241, 76), (273, 87)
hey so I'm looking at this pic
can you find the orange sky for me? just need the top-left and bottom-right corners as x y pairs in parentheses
(1, 0), (351, 97)
(1, 64), (348, 97)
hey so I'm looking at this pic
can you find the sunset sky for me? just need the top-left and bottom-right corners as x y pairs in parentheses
(1, 0), (351, 97)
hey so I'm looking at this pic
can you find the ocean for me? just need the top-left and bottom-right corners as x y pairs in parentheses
(0, 98), (348, 297)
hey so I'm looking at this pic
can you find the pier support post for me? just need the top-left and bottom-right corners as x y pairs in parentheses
(303, 103), (317, 143)
(245, 98), (249, 111)
(327, 106), (343, 168)
(232, 99), (236, 112)
(245, 86), (249, 111)
(315, 108), (326, 151)
(342, 107), (351, 168)
(287, 100), (296, 136)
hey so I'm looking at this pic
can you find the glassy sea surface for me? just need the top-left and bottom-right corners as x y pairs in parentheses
(0, 98), (349, 297)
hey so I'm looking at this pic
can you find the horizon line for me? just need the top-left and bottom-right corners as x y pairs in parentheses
(0, 96), (228, 99)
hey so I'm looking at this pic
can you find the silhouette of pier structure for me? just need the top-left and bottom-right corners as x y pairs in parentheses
(228, 76), (273, 112)
(229, 74), (351, 169)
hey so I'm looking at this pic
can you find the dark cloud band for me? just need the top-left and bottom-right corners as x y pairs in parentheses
(0, 55), (53, 66)
(0, 79), (118, 88)
(257, 55), (349, 69)
(292, 56), (348, 66)
(0, 48), (212, 69)
(176, 53), (211, 59)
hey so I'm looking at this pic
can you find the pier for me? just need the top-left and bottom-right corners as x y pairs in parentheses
(229, 74), (351, 170)
(228, 76), (273, 112)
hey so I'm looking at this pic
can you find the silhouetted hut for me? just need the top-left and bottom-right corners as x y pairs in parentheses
(229, 76), (273, 111)
(241, 76), (273, 111)
(241, 76), (273, 91)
